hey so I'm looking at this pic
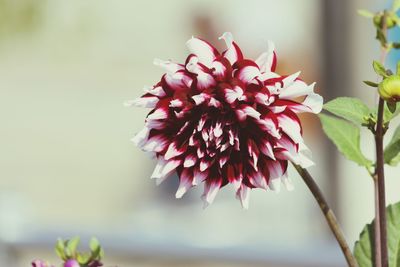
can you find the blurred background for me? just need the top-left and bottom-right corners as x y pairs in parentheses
(1, 0), (400, 266)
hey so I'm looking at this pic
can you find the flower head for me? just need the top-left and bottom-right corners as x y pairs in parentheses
(378, 74), (400, 102)
(129, 32), (323, 208)
(64, 259), (80, 267)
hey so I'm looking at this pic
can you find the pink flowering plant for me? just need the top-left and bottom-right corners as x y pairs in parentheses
(32, 237), (105, 267)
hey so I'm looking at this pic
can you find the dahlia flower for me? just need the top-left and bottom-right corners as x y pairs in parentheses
(64, 259), (80, 267)
(128, 32), (323, 208)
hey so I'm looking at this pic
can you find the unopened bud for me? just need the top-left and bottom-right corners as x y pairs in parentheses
(378, 75), (400, 102)
(373, 12), (397, 28)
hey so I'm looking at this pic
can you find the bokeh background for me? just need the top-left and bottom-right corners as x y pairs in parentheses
(1, 0), (400, 266)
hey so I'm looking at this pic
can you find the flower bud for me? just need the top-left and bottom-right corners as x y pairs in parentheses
(64, 259), (80, 267)
(373, 12), (397, 28)
(378, 75), (400, 102)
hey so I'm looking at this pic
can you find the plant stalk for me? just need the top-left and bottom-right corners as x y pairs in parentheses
(375, 98), (388, 267)
(373, 10), (388, 267)
(292, 163), (359, 267)
(373, 177), (382, 267)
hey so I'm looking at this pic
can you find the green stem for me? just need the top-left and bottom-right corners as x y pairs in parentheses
(292, 163), (359, 267)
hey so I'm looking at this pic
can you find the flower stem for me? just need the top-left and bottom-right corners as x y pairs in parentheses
(373, 10), (389, 266)
(373, 177), (382, 267)
(375, 98), (388, 267)
(292, 163), (359, 267)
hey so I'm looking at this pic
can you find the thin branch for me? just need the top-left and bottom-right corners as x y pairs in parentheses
(375, 98), (388, 267)
(374, 10), (389, 267)
(292, 163), (359, 267)
(373, 176), (382, 267)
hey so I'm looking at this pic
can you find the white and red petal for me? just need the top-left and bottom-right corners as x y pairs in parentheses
(254, 92), (273, 106)
(186, 56), (216, 90)
(212, 58), (231, 80)
(164, 142), (186, 160)
(193, 169), (207, 185)
(125, 96), (159, 108)
(284, 93), (323, 114)
(297, 142), (315, 168)
(277, 114), (303, 144)
(282, 71), (301, 87)
(225, 164), (242, 190)
(201, 179), (222, 207)
(240, 105), (261, 120)
(164, 71), (192, 91)
(224, 86), (245, 104)
(279, 80), (314, 100)
(183, 154), (197, 168)
(145, 119), (165, 130)
(151, 158), (181, 185)
(176, 169), (193, 198)
(153, 58), (183, 75)
(267, 160), (286, 192)
(199, 158), (212, 172)
(250, 170), (268, 190)
(257, 117), (280, 138)
(236, 184), (250, 209)
(219, 32), (243, 65)
(131, 126), (150, 147)
(147, 107), (168, 121)
(256, 41), (276, 73)
(235, 60), (260, 84)
(142, 135), (169, 152)
(144, 86), (166, 97)
(186, 37), (218, 67)
(218, 155), (228, 168)
(248, 139), (260, 171)
(259, 139), (275, 160)
(281, 173), (294, 191)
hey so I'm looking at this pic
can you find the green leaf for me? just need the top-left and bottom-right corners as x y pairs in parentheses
(358, 9), (374, 18)
(384, 124), (400, 166)
(319, 114), (372, 167)
(388, 102), (397, 113)
(373, 60), (388, 77)
(364, 80), (379, 87)
(383, 102), (400, 122)
(323, 97), (371, 125)
(393, 0), (400, 12)
(389, 152), (400, 166)
(397, 62), (400, 75)
(393, 42), (400, 49)
(89, 237), (100, 253)
(64, 247), (72, 258)
(354, 223), (373, 267)
(376, 29), (388, 47)
(77, 253), (91, 265)
(55, 238), (66, 261)
(66, 236), (80, 256)
(354, 202), (400, 267)
(99, 248), (105, 259)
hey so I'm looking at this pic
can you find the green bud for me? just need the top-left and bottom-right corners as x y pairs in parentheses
(378, 75), (400, 102)
(373, 12), (397, 28)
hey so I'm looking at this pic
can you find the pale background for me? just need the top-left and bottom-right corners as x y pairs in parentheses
(0, 0), (399, 266)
